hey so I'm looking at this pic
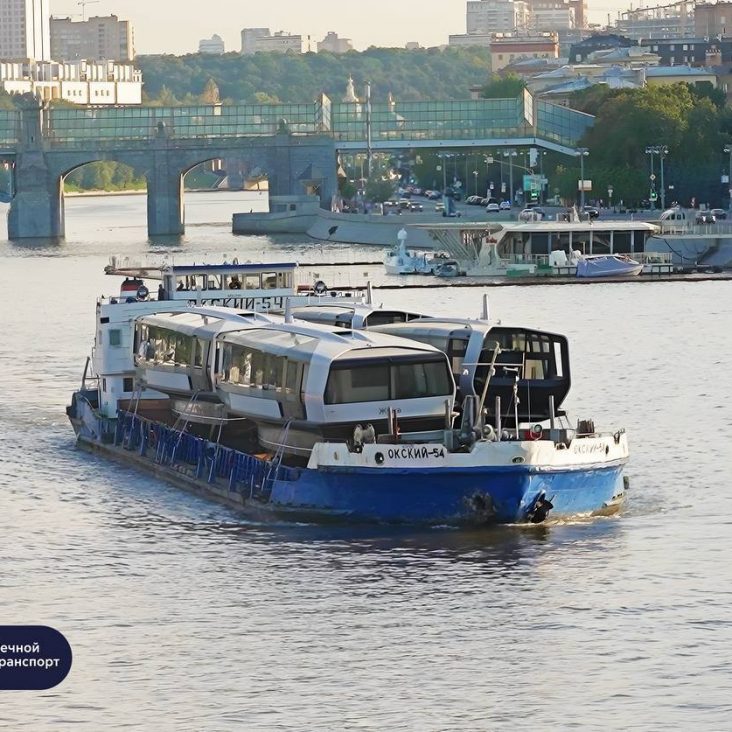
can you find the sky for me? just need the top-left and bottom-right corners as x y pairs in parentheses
(50, 0), (625, 56)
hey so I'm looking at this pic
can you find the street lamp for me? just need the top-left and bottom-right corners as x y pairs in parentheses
(575, 147), (589, 209)
(473, 169), (479, 195)
(645, 145), (668, 210)
(503, 148), (517, 204)
(724, 144), (732, 212)
(608, 185), (613, 211)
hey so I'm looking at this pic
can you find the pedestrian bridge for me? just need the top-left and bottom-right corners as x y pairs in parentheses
(0, 92), (594, 238)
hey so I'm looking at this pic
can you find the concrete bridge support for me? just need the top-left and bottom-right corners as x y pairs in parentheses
(7, 102), (65, 240)
(146, 147), (184, 237)
(7, 150), (64, 239)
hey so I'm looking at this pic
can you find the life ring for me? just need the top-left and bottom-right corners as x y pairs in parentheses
(527, 424), (543, 441)
(313, 280), (327, 295)
(136, 285), (149, 300)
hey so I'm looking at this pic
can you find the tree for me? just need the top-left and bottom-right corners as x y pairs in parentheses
(365, 177), (394, 202)
(201, 78), (220, 104)
(479, 73), (526, 99)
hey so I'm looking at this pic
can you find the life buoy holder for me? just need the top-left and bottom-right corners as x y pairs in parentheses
(313, 280), (327, 295)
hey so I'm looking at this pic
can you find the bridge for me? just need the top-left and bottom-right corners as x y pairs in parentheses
(0, 92), (594, 239)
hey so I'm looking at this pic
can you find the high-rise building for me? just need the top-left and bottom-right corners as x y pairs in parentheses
(241, 28), (302, 54)
(317, 32), (353, 54)
(467, 0), (530, 34)
(0, 0), (51, 61)
(199, 34), (225, 55)
(50, 15), (134, 62)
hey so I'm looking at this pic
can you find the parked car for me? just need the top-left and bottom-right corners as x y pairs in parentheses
(518, 207), (546, 221)
(583, 205), (600, 219)
(499, 200), (511, 210)
(485, 202), (500, 213)
(710, 208), (727, 220)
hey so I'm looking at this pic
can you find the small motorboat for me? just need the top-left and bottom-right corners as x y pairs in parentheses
(384, 228), (439, 275)
(575, 253), (643, 278)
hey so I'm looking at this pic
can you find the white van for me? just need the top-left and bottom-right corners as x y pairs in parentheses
(659, 208), (688, 222)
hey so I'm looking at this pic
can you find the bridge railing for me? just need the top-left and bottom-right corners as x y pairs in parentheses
(45, 103), (320, 144)
(26, 96), (594, 150)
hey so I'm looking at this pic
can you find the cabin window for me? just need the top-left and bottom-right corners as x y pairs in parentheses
(392, 361), (452, 400)
(325, 358), (451, 405)
(262, 272), (278, 289)
(326, 364), (390, 403)
(108, 329), (121, 347)
(244, 275), (261, 289)
(123, 377), (134, 392)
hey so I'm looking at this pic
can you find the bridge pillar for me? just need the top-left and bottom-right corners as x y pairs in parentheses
(7, 100), (65, 240)
(146, 146), (184, 237)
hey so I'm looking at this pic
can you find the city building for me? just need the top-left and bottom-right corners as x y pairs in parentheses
(568, 33), (635, 63)
(529, 2), (575, 32)
(50, 15), (134, 62)
(695, 2), (732, 38)
(317, 32), (353, 54)
(449, 32), (494, 48)
(490, 32), (560, 70)
(642, 37), (732, 65)
(644, 64), (718, 86)
(240, 28), (302, 54)
(405, 41), (422, 50)
(614, 1), (694, 41)
(0, 59), (142, 103)
(466, 0), (530, 35)
(240, 28), (271, 55)
(0, 0), (51, 61)
(198, 34), (225, 55)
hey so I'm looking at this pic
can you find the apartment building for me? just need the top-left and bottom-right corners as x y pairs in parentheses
(0, 0), (51, 61)
(240, 28), (302, 54)
(0, 59), (142, 103)
(50, 15), (134, 62)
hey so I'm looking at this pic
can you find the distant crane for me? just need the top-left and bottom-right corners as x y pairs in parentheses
(77, 0), (100, 21)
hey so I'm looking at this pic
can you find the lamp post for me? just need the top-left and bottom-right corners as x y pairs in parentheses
(608, 185), (613, 211)
(645, 145), (668, 210)
(724, 144), (732, 212)
(503, 149), (517, 204)
(473, 169), (479, 195)
(576, 147), (589, 209)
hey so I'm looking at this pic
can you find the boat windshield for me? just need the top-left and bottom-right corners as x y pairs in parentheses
(325, 351), (452, 405)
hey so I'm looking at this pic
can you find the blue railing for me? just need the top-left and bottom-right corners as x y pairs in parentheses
(114, 410), (299, 499)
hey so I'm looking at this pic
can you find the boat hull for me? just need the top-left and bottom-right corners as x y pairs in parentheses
(270, 463), (626, 524)
(68, 400), (628, 526)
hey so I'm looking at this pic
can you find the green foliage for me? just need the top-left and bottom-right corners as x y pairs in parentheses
(64, 162), (146, 192)
(479, 73), (526, 99)
(365, 177), (395, 202)
(137, 47), (493, 104)
(566, 83), (732, 207)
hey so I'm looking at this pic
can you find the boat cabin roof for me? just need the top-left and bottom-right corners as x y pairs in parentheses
(138, 309), (274, 338)
(218, 320), (445, 362)
(105, 257), (298, 281)
(291, 303), (423, 328)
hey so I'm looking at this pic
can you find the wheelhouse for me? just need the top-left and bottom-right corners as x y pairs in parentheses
(371, 319), (570, 427)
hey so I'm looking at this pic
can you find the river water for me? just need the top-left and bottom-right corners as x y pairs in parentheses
(1, 192), (731, 730)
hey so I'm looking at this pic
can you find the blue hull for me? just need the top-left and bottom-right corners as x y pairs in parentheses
(73, 406), (627, 527)
(271, 464), (626, 524)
